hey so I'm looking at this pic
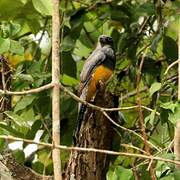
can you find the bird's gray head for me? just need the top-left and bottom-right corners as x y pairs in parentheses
(98, 35), (113, 47)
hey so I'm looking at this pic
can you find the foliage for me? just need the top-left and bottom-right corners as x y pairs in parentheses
(0, 0), (179, 178)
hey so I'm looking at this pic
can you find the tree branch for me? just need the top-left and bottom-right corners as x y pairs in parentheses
(0, 83), (53, 95)
(52, 0), (62, 179)
(0, 135), (179, 166)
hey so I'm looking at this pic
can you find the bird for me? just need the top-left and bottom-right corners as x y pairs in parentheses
(73, 35), (116, 145)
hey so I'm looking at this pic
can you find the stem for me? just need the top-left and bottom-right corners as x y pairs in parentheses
(174, 18), (180, 169)
(52, 0), (62, 179)
(178, 22), (180, 101)
(136, 52), (156, 179)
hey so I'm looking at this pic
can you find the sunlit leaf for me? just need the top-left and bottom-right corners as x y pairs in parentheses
(0, 0), (24, 19)
(0, 122), (23, 137)
(107, 166), (133, 180)
(61, 74), (78, 86)
(149, 82), (161, 97)
(160, 102), (177, 113)
(14, 74), (34, 83)
(0, 38), (10, 53)
(14, 95), (36, 113)
(168, 103), (180, 124)
(32, 0), (53, 16)
(144, 109), (156, 125)
(10, 40), (24, 55)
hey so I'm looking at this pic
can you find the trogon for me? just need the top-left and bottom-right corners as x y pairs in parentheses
(74, 35), (116, 144)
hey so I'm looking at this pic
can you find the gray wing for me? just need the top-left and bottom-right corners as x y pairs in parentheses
(79, 48), (106, 93)
(80, 49), (106, 83)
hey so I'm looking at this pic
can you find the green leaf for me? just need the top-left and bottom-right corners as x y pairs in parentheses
(20, 108), (35, 122)
(10, 40), (24, 55)
(61, 35), (75, 52)
(26, 120), (41, 139)
(14, 95), (36, 113)
(107, 169), (118, 180)
(163, 36), (178, 63)
(173, 170), (180, 180)
(0, 139), (6, 151)
(160, 175), (174, 180)
(0, 0), (24, 20)
(32, 161), (44, 174)
(136, 2), (155, 15)
(0, 38), (10, 53)
(110, 4), (131, 22)
(62, 52), (77, 78)
(9, 22), (21, 37)
(0, 122), (23, 137)
(144, 109), (156, 125)
(15, 74), (34, 83)
(151, 31), (163, 53)
(61, 74), (78, 86)
(160, 108), (169, 124)
(32, 0), (52, 16)
(160, 102), (177, 113)
(115, 166), (133, 180)
(168, 103), (180, 124)
(20, 1), (41, 34)
(70, 7), (86, 30)
(13, 149), (25, 163)
(149, 82), (161, 97)
(4, 111), (25, 126)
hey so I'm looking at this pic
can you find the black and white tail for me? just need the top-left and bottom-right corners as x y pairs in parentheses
(73, 104), (87, 145)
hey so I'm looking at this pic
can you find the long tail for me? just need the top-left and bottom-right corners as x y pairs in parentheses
(73, 104), (87, 145)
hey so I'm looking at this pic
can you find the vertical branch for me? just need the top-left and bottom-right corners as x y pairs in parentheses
(52, 0), (62, 180)
(174, 20), (180, 169)
(178, 22), (180, 101)
(136, 52), (156, 180)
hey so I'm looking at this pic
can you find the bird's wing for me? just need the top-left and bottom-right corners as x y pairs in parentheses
(79, 48), (106, 94)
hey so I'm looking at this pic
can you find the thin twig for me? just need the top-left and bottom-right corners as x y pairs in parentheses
(0, 82), (160, 116)
(136, 52), (156, 179)
(164, 59), (179, 75)
(0, 83), (53, 95)
(120, 86), (148, 101)
(121, 143), (148, 155)
(0, 135), (179, 166)
(102, 111), (160, 151)
(59, 83), (160, 114)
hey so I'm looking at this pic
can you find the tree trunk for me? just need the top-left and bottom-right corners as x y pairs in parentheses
(64, 90), (118, 180)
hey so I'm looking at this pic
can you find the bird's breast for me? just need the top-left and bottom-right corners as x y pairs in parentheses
(85, 65), (113, 102)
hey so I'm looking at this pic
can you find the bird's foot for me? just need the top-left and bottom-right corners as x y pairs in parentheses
(98, 79), (105, 92)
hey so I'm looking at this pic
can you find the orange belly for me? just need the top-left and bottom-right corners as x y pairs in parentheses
(86, 65), (113, 101)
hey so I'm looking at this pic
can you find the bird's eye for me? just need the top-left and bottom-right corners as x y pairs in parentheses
(107, 37), (113, 42)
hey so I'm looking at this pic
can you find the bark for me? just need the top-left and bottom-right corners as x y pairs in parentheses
(0, 55), (12, 115)
(52, 0), (62, 179)
(64, 90), (118, 180)
(174, 121), (180, 169)
(175, 17), (180, 169)
(0, 151), (52, 180)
